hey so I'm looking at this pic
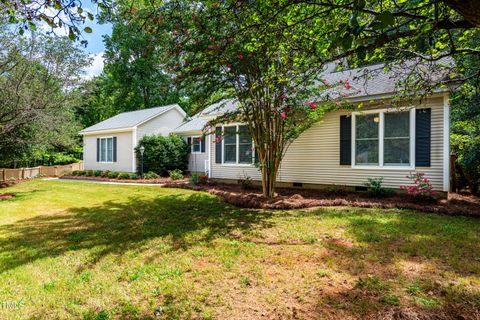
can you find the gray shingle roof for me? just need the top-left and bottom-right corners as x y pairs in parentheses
(80, 104), (181, 133)
(172, 115), (208, 134)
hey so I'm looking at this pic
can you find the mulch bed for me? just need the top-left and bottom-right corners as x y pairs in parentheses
(164, 182), (480, 217)
(0, 181), (16, 189)
(0, 192), (16, 201)
(62, 175), (188, 184)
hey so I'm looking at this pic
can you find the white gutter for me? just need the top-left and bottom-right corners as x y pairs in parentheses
(443, 93), (450, 192)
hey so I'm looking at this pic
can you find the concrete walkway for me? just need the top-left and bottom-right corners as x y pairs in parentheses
(59, 178), (166, 187)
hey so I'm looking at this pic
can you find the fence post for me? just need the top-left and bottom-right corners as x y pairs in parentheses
(2, 169), (5, 182)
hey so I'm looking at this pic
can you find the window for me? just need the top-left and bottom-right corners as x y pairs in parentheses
(99, 137), (114, 162)
(222, 125), (254, 165)
(355, 114), (379, 165)
(238, 126), (253, 164)
(192, 137), (201, 153)
(353, 109), (413, 168)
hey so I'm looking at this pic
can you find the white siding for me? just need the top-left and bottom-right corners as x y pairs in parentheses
(209, 96), (446, 191)
(83, 131), (135, 172)
(136, 108), (186, 142)
(188, 152), (209, 173)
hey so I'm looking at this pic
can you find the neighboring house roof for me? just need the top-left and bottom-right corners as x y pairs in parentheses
(79, 104), (186, 134)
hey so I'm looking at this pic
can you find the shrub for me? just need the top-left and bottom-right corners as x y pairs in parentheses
(71, 170), (80, 176)
(190, 173), (208, 185)
(169, 169), (184, 180)
(85, 170), (94, 177)
(400, 173), (436, 201)
(144, 171), (160, 179)
(364, 177), (394, 198)
(108, 171), (119, 179)
(93, 170), (102, 177)
(129, 173), (138, 179)
(238, 174), (254, 190)
(77, 170), (86, 176)
(101, 171), (110, 178)
(35, 173), (47, 178)
(117, 172), (131, 180)
(135, 134), (189, 176)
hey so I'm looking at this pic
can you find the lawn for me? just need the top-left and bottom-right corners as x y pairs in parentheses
(0, 180), (479, 319)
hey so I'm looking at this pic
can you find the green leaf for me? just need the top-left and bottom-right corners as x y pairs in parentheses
(77, 7), (83, 14)
(84, 27), (92, 33)
(28, 21), (37, 31)
(376, 11), (395, 27)
(87, 12), (94, 21)
(68, 28), (77, 41)
(53, 1), (63, 10)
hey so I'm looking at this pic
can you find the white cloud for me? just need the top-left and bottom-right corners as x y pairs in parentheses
(83, 52), (105, 79)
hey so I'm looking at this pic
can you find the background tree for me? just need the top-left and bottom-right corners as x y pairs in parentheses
(0, 27), (90, 166)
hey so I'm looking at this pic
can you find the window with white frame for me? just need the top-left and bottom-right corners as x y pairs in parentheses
(223, 125), (254, 164)
(192, 137), (201, 153)
(99, 137), (114, 162)
(353, 109), (413, 168)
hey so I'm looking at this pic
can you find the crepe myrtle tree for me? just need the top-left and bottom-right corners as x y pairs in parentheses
(128, 0), (355, 198)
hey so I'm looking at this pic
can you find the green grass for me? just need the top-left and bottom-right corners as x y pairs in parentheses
(0, 180), (479, 319)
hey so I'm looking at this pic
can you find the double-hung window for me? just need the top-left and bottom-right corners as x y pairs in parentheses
(353, 109), (414, 168)
(191, 137), (201, 153)
(222, 125), (254, 165)
(99, 137), (114, 163)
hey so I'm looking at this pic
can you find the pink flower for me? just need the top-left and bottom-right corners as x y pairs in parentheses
(283, 95), (287, 100)
(280, 112), (286, 119)
(239, 54), (244, 60)
(322, 79), (330, 85)
(311, 103), (317, 109)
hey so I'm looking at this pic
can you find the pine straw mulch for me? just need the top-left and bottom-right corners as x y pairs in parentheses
(62, 175), (189, 184)
(163, 182), (480, 217)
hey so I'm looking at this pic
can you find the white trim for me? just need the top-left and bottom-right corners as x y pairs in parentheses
(207, 133), (212, 178)
(80, 128), (133, 135)
(443, 93), (450, 192)
(132, 127), (137, 172)
(351, 107), (415, 170)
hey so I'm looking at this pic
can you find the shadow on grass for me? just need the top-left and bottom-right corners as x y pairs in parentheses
(0, 192), (273, 272)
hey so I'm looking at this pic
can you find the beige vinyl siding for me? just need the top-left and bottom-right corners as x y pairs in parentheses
(210, 96), (446, 191)
(136, 108), (186, 142)
(189, 152), (209, 173)
(83, 131), (135, 172)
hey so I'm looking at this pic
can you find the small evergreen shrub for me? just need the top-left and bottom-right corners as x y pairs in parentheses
(85, 170), (94, 177)
(77, 170), (86, 176)
(129, 173), (138, 179)
(364, 177), (394, 198)
(117, 172), (131, 180)
(238, 174), (254, 190)
(144, 171), (160, 179)
(400, 173), (436, 201)
(108, 171), (119, 179)
(93, 170), (102, 177)
(101, 171), (110, 178)
(135, 134), (189, 176)
(169, 169), (184, 180)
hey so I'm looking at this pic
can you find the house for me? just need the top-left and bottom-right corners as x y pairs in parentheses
(79, 104), (186, 172)
(174, 64), (452, 194)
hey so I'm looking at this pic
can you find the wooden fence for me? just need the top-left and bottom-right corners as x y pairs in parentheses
(0, 161), (84, 181)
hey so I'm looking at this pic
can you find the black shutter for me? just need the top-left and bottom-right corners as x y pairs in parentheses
(187, 137), (192, 146)
(96, 138), (100, 162)
(340, 115), (352, 165)
(113, 137), (117, 162)
(416, 108), (431, 167)
(201, 135), (206, 153)
(215, 126), (222, 163)
(254, 147), (259, 164)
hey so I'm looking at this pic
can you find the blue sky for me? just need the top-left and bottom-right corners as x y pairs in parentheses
(80, 2), (113, 78)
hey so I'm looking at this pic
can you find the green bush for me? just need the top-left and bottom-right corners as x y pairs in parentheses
(169, 169), (184, 180)
(107, 171), (119, 179)
(364, 177), (394, 198)
(85, 170), (94, 177)
(144, 171), (160, 179)
(71, 170), (80, 176)
(129, 173), (138, 180)
(189, 172), (208, 185)
(135, 134), (189, 176)
(117, 172), (131, 180)
(93, 170), (102, 177)
(77, 170), (86, 176)
(101, 171), (110, 178)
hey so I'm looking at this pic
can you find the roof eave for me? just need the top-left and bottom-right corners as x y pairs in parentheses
(79, 127), (134, 136)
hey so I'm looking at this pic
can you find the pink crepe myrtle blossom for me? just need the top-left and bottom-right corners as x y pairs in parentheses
(306, 101), (316, 109)
(239, 54), (244, 60)
(280, 112), (286, 119)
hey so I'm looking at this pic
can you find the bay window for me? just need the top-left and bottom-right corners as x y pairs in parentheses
(353, 109), (414, 168)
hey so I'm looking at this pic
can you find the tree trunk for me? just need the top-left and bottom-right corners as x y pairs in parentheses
(443, 0), (480, 27)
(261, 164), (278, 199)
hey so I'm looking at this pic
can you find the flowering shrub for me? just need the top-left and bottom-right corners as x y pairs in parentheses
(400, 173), (436, 200)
